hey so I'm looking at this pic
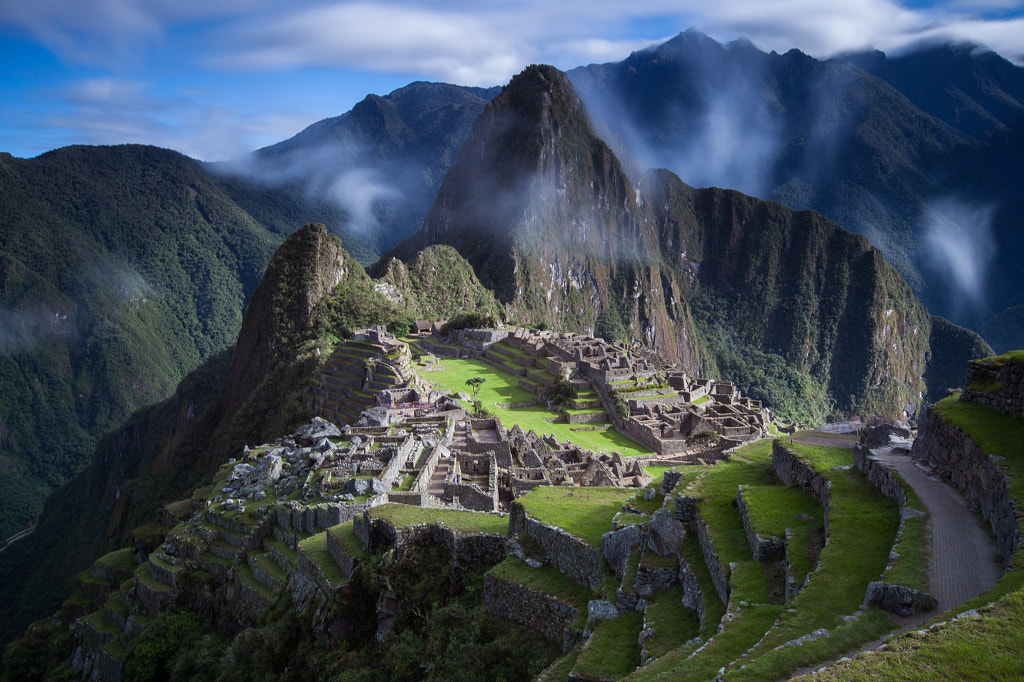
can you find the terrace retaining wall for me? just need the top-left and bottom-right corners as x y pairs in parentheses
(483, 573), (582, 650)
(961, 358), (1024, 418)
(509, 503), (607, 589)
(736, 486), (785, 561)
(912, 407), (1021, 567)
(771, 441), (832, 535)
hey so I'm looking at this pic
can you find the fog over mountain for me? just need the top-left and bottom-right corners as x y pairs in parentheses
(566, 29), (1024, 344)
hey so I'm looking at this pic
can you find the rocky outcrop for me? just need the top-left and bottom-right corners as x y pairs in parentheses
(863, 581), (937, 616)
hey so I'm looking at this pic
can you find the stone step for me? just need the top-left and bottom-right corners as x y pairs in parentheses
(264, 536), (299, 573)
(209, 537), (245, 561)
(235, 561), (275, 606)
(197, 551), (233, 579)
(247, 551), (289, 593)
(146, 553), (184, 590)
(103, 590), (131, 633)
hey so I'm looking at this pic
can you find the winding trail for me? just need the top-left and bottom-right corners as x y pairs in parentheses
(870, 445), (1002, 612)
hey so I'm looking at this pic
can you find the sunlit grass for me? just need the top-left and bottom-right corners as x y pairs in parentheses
(426, 357), (651, 456)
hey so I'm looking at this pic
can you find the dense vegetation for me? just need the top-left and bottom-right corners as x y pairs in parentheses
(0, 145), (289, 541)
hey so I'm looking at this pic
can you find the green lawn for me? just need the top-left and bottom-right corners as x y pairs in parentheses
(425, 357), (651, 456)
(516, 486), (635, 547)
(369, 503), (509, 535)
(572, 611), (644, 679)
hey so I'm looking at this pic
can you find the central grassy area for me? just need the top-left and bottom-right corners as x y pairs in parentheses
(516, 486), (636, 547)
(422, 356), (652, 457)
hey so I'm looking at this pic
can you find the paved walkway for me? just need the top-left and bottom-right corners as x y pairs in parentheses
(870, 446), (1002, 612)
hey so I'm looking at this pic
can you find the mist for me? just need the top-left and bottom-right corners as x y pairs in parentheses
(921, 197), (996, 324)
(217, 140), (409, 239)
(0, 304), (73, 354)
(570, 36), (784, 199)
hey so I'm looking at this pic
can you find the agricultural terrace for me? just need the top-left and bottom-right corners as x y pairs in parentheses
(421, 356), (651, 457)
(516, 486), (636, 547)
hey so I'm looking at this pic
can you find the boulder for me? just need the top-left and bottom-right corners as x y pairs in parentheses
(861, 423), (912, 449)
(587, 600), (619, 622)
(602, 524), (642, 578)
(296, 417), (343, 446)
(648, 509), (686, 557)
(863, 581), (937, 616)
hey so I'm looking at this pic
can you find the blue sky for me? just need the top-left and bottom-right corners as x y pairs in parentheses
(2, 0), (1023, 161)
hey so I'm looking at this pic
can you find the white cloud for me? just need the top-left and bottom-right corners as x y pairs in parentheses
(46, 77), (317, 160)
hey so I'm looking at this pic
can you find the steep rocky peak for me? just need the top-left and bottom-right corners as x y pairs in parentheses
(224, 222), (350, 417)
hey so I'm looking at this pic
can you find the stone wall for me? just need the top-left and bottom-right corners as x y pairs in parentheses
(772, 441), (832, 535)
(853, 445), (908, 509)
(961, 357), (1024, 418)
(483, 573), (581, 648)
(736, 486), (784, 561)
(509, 503), (607, 589)
(912, 407), (1022, 566)
(678, 548), (708, 627)
(694, 513), (730, 605)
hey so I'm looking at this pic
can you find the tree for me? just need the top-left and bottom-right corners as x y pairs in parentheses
(465, 377), (485, 403)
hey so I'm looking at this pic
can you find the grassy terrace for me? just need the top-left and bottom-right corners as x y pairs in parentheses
(424, 357), (651, 456)
(487, 557), (593, 617)
(516, 486), (635, 547)
(367, 503), (508, 535)
(641, 586), (701, 661)
(726, 442), (900, 680)
(573, 611), (644, 679)
(298, 532), (349, 589)
(801, 389), (1024, 681)
(740, 483), (823, 587)
(807, 590), (1024, 681)
(327, 521), (368, 559)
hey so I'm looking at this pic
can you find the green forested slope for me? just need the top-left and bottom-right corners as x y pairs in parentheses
(0, 145), (291, 540)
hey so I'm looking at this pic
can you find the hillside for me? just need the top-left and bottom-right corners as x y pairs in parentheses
(0, 145), (292, 542)
(0, 223), (500, 651)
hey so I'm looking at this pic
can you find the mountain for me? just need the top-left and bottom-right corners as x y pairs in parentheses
(390, 64), (979, 422)
(0, 81), (505, 546)
(0, 222), (500, 650)
(213, 81), (500, 263)
(0, 145), (293, 543)
(567, 30), (1024, 343)
(845, 42), (1024, 140)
